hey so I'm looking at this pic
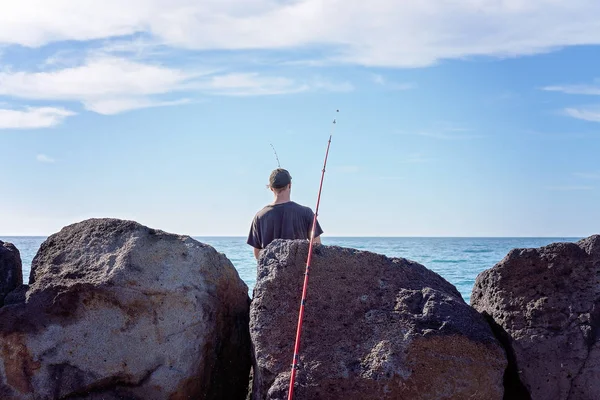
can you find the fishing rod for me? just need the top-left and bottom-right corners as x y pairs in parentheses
(287, 110), (339, 400)
(270, 143), (281, 168)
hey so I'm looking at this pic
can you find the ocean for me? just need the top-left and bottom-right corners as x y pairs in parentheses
(1, 236), (580, 303)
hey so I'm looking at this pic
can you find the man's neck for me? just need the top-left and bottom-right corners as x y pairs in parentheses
(273, 194), (291, 205)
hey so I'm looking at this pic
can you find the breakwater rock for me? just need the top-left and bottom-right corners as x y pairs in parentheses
(0, 240), (22, 307)
(0, 218), (251, 399)
(250, 240), (507, 400)
(472, 235), (600, 400)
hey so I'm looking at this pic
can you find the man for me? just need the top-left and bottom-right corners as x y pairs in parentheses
(247, 168), (323, 259)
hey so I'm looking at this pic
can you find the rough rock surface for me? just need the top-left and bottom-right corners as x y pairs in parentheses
(250, 240), (507, 400)
(471, 235), (600, 400)
(0, 218), (251, 400)
(0, 240), (22, 307)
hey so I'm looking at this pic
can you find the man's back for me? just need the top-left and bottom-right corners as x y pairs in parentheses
(247, 201), (323, 250)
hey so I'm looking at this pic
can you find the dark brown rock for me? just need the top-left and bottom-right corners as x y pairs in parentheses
(471, 235), (600, 400)
(250, 240), (506, 400)
(2, 285), (27, 306)
(0, 241), (22, 307)
(0, 218), (251, 400)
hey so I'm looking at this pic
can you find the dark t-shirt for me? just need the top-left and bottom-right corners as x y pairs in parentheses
(247, 201), (324, 249)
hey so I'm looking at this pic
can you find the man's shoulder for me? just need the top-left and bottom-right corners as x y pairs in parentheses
(254, 202), (313, 219)
(254, 205), (274, 219)
(288, 202), (314, 215)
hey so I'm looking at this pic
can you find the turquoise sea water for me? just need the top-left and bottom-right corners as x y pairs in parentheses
(1, 236), (580, 303)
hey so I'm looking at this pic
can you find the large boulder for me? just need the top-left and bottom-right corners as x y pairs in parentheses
(471, 235), (600, 400)
(250, 240), (507, 400)
(0, 218), (251, 399)
(0, 240), (22, 307)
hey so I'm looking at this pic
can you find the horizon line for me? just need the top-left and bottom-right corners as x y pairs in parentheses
(0, 235), (587, 239)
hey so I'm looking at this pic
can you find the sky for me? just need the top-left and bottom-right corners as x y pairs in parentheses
(1, 0), (599, 237)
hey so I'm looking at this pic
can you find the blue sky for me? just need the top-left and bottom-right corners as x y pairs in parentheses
(1, 1), (599, 237)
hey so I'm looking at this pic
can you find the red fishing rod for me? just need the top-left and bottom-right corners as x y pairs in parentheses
(288, 111), (338, 400)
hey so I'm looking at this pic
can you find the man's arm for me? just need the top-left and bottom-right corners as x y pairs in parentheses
(248, 215), (262, 259)
(310, 211), (323, 245)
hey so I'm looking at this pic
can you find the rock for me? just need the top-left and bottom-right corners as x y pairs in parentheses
(250, 240), (507, 400)
(2, 285), (28, 306)
(471, 235), (600, 400)
(0, 218), (251, 400)
(0, 240), (22, 307)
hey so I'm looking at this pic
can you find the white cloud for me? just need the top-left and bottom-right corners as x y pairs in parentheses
(2, 1), (600, 67)
(202, 73), (307, 96)
(564, 107), (600, 122)
(403, 153), (432, 164)
(0, 57), (348, 115)
(36, 154), (55, 163)
(398, 124), (481, 140)
(543, 83), (600, 95)
(2, 1), (600, 122)
(199, 74), (351, 96)
(84, 98), (192, 115)
(309, 78), (354, 93)
(371, 74), (386, 85)
(574, 172), (600, 180)
(522, 130), (597, 139)
(0, 56), (195, 101)
(370, 74), (415, 90)
(0, 56), (199, 115)
(543, 80), (600, 122)
(0, 107), (75, 129)
(412, 130), (482, 140)
(541, 80), (600, 122)
(98, 36), (167, 58)
(547, 185), (594, 191)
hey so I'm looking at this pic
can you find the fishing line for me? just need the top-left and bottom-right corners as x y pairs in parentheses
(270, 143), (281, 168)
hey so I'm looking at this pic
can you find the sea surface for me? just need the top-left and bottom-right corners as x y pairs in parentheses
(1, 236), (580, 303)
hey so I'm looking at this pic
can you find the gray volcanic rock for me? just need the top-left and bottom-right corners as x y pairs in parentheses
(471, 235), (600, 400)
(250, 240), (507, 400)
(0, 218), (251, 400)
(0, 240), (22, 307)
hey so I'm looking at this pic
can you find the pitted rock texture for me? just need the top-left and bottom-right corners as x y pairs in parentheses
(0, 218), (251, 400)
(0, 240), (22, 307)
(471, 235), (600, 400)
(250, 240), (506, 400)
